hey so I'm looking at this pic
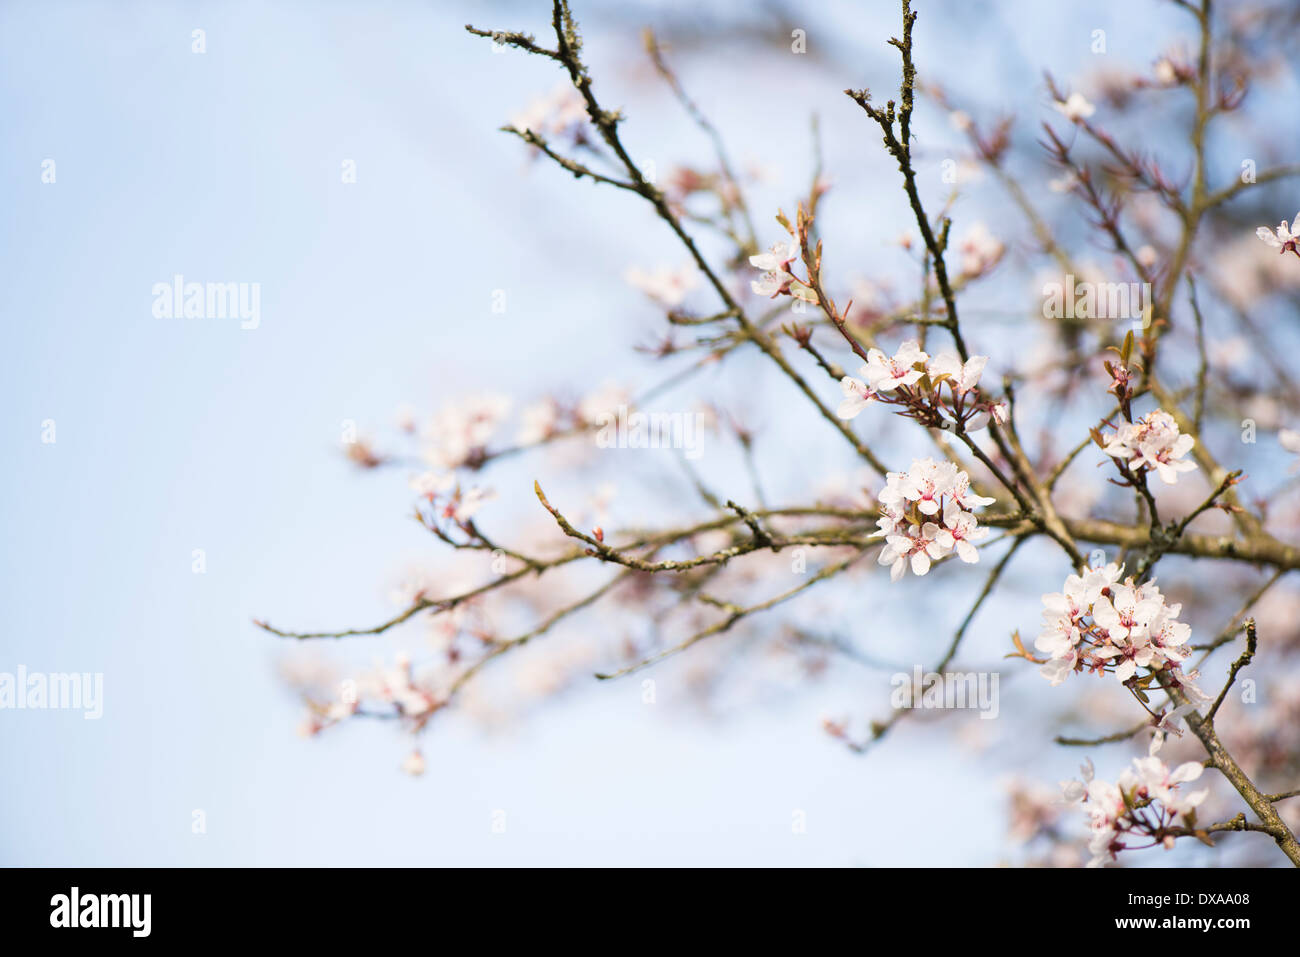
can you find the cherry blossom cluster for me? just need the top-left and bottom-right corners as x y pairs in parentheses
(515, 383), (633, 448)
(1102, 408), (1197, 485)
(399, 395), (511, 535)
(836, 339), (1006, 433)
(295, 652), (448, 777)
(412, 475), (495, 533)
(402, 383), (643, 536)
(298, 653), (441, 735)
(422, 394), (512, 470)
(1034, 561), (1194, 686)
(1062, 735), (1209, 867)
(876, 458), (995, 581)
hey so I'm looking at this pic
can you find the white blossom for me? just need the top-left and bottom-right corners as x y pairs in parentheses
(1280, 428), (1300, 472)
(1049, 171), (1079, 193)
(928, 352), (988, 395)
(935, 499), (988, 563)
(400, 750), (426, 777)
(957, 223), (1004, 276)
(1256, 214), (1300, 251)
(423, 394), (511, 469)
(748, 242), (800, 273)
(947, 469), (997, 511)
(836, 375), (876, 420)
(751, 271), (789, 297)
(410, 470), (454, 499)
(862, 340), (929, 392)
(363, 653), (440, 719)
(447, 485), (495, 523)
(577, 382), (630, 425)
(1053, 92), (1096, 122)
(752, 271), (816, 301)
(1104, 409), (1196, 484)
(510, 82), (587, 138)
(964, 399), (1007, 432)
(1059, 757), (1094, 803)
(623, 263), (699, 307)
(517, 399), (560, 445)
(749, 240), (816, 300)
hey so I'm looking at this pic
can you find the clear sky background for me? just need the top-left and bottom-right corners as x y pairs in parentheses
(0, 0), (1234, 866)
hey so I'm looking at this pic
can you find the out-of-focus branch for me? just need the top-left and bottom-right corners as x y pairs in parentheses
(469, 1), (892, 476)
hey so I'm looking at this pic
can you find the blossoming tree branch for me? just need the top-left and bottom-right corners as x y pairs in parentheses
(260, 0), (1300, 866)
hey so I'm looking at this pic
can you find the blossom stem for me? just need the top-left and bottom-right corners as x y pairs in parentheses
(1156, 668), (1300, 865)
